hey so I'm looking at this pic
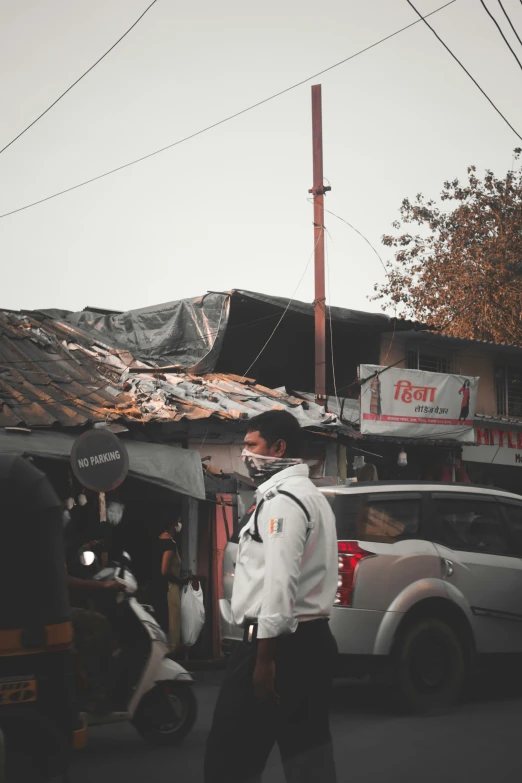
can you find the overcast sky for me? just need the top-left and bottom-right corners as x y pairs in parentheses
(1, 0), (522, 316)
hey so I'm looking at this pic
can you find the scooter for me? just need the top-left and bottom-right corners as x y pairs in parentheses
(77, 551), (197, 746)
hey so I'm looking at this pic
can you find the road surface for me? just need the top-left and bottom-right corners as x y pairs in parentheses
(70, 671), (522, 783)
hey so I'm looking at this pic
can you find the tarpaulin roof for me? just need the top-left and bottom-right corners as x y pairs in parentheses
(0, 429), (206, 499)
(38, 290), (420, 374)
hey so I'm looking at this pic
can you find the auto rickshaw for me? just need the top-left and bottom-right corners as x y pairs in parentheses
(0, 453), (86, 782)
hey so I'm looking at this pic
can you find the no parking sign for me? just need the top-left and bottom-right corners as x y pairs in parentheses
(70, 430), (129, 493)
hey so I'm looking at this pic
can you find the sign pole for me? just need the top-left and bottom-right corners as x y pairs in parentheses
(71, 431), (129, 568)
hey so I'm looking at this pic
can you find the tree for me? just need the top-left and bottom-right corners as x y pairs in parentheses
(375, 150), (522, 344)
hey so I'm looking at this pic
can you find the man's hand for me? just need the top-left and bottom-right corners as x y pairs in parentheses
(253, 659), (279, 705)
(103, 580), (124, 591)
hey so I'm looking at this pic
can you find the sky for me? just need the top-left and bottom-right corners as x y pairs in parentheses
(1, 0), (522, 316)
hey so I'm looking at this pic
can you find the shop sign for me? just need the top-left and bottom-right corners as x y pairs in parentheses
(71, 430), (129, 492)
(462, 425), (522, 467)
(360, 364), (478, 443)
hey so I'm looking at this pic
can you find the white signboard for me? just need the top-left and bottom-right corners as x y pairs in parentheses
(360, 364), (479, 443)
(462, 425), (522, 467)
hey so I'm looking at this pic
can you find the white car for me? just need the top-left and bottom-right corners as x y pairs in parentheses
(220, 481), (522, 712)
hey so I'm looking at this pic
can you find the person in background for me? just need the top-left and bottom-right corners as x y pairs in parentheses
(66, 566), (121, 712)
(358, 462), (378, 482)
(152, 516), (190, 651)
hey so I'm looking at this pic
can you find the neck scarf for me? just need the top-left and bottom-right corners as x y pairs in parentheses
(241, 448), (302, 482)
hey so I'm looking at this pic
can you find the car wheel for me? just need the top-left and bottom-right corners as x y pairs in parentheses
(392, 617), (465, 714)
(132, 683), (197, 746)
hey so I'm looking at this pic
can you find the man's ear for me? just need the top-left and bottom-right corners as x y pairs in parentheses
(271, 439), (287, 458)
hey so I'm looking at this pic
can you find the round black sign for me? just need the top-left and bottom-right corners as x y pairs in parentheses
(71, 430), (129, 493)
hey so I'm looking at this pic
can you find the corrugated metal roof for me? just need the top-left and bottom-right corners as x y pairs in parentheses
(0, 311), (353, 435)
(389, 329), (522, 354)
(474, 413), (522, 428)
(0, 311), (138, 428)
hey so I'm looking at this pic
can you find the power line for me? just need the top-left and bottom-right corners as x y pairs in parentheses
(325, 233), (340, 413)
(406, 0), (522, 142)
(0, 0), (457, 221)
(240, 233), (320, 381)
(498, 0), (522, 49)
(322, 204), (389, 277)
(0, 0), (160, 156)
(480, 0), (522, 71)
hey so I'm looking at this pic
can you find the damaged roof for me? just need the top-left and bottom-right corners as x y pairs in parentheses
(0, 311), (138, 428)
(36, 290), (425, 375)
(0, 310), (352, 435)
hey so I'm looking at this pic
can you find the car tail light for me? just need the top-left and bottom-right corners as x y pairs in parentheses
(335, 541), (373, 607)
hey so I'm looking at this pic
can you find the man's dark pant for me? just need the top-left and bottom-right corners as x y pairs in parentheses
(204, 619), (338, 783)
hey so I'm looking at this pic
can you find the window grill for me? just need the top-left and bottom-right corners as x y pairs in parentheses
(497, 366), (522, 417)
(407, 349), (451, 374)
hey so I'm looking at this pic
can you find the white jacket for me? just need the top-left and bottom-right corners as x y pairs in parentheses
(231, 463), (338, 639)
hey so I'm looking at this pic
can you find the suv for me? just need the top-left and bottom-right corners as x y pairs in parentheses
(220, 481), (522, 712)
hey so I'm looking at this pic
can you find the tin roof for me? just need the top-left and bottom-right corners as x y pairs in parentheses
(388, 329), (522, 355)
(0, 311), (351, 435)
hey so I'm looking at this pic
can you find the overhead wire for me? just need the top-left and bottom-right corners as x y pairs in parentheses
(240, 232), (321, 381)
(325, 230), (341, 415)
(480, 0), (522, 71)
(0, 0), (457, 220)
(497, 0), (522, 49)
(321, 203), (389, 277)
(406, 0), (522, 142)
(0, 0), (160, 156)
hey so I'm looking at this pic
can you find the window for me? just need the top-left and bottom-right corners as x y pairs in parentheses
(407, 349), (451, 374)
(496, 366), (522, 417)
(500, 502), (522, 556)
(432, 494), (510, 555)
(327, 493), (421, 543)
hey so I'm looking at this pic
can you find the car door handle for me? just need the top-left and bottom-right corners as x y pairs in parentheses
(442, 559), (454, 579)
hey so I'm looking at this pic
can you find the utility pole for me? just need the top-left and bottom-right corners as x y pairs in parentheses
(308, 84), (331, 409)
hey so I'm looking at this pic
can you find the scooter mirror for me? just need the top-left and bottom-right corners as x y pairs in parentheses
(81, 550), (96, 567)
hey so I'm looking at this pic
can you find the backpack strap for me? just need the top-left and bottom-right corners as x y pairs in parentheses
(249, 490), (310, 543)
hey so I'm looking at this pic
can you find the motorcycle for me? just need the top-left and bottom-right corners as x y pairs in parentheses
(77, 550), (197, 746)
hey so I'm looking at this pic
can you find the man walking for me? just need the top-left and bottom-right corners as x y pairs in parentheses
(204, 410), (338, 783)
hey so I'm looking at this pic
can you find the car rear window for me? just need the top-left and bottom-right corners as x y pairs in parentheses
(326, 492), (422, 543)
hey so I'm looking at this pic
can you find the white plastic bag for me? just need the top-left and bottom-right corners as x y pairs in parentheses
(180, 582), (205, 647)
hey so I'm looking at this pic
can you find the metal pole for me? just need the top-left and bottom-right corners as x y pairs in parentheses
(308, 84), (331, 408)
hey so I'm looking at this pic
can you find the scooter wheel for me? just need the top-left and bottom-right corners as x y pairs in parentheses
(131, 683), (197, 746)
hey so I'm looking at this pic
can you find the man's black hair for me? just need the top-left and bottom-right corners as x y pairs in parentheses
(246, 410), (303, 458)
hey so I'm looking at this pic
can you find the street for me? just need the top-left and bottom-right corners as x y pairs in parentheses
(70, 671), (522, 783)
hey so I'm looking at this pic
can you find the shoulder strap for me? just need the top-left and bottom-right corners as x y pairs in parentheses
(250, 499), (265, 543)
(277, 490), (311, 523)
(250, 490), (310, 543)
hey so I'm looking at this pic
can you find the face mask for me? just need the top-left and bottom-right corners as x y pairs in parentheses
(241, 448), (302, 482)
(78, 493), (87, 507)
(175, 522), (182, 534)
(107, 502), (125, 526)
